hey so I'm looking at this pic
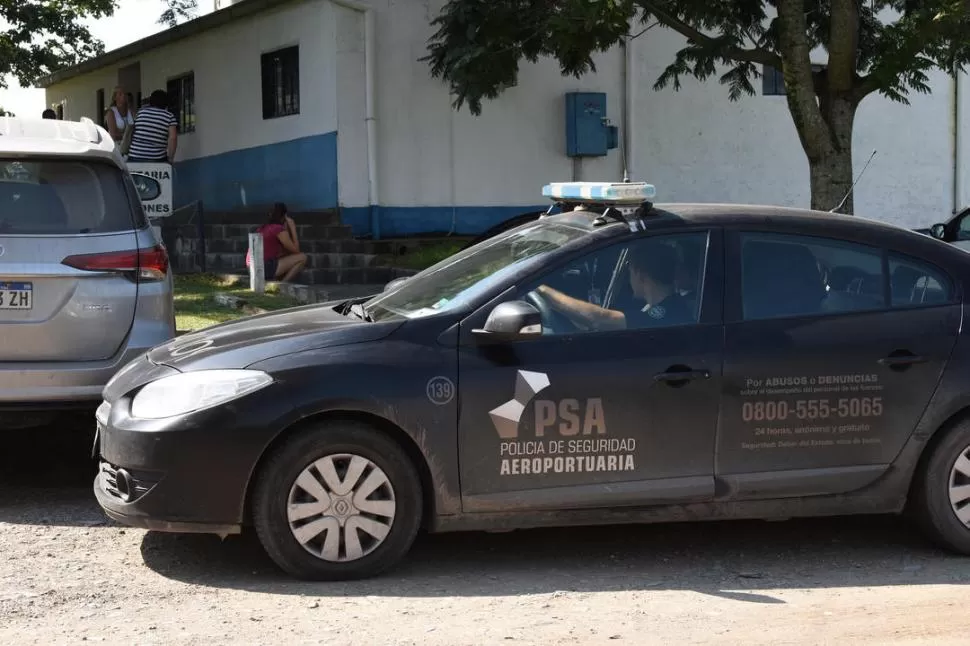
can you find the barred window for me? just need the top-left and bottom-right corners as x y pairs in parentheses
(261, 45), (300, 119)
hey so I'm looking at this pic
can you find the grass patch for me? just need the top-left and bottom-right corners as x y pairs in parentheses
(382, 240), (465, 271)
(174, 273), (302, 332)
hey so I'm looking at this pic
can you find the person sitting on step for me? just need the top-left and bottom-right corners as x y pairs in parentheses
(245, 202), (307, 283)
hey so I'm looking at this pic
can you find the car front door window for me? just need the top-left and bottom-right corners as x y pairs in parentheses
(521, 232), (710, 336)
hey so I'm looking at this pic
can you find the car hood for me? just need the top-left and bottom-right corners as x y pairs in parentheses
(148, 301), (403, 371)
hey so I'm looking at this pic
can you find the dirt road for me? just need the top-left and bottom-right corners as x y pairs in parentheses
(2, 423), (968, 645)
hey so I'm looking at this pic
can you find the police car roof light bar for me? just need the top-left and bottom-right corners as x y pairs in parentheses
(542, 181), (656, 203)
(540, 181), (656, 224)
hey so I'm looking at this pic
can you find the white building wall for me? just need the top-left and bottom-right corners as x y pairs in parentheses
(628, 27), (956, 230)
(43, 0), (966, 234)
(958, 71), (970, 213)
(334, 4), (368, 208)
(46, 0), (338, 164)
(335, 0), (623, 230)
(328, 0), (961, 234)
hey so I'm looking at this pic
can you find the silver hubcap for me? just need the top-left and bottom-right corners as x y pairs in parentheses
(287, 453), (396, 563)
(948, 445), (970, 528)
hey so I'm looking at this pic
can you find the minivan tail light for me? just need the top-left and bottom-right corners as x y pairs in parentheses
(62, 245), (169, 282)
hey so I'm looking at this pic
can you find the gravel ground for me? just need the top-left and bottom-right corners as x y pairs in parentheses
(2, 419), (970, 645)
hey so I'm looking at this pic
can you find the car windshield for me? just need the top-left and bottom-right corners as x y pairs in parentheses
(0, 158), (135, 235)
(363, 220), (588, 321)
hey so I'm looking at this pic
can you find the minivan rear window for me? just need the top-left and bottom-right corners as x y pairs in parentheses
(0, 158), (138, 235)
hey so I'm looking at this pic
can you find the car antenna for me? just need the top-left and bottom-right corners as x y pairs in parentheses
(829, 149), (877, 214)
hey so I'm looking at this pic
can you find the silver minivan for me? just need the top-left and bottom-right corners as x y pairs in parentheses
(0, 116), (175, 427)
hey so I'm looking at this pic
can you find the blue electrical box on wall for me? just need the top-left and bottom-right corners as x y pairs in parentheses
(565, 92), (618, 157)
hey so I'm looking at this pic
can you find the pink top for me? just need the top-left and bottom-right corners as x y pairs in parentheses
(245, 223), (285, 266)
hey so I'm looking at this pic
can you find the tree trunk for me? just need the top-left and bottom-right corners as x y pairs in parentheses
(809, 146), (854, 213)
(808, 96), (858, 214)
(774, 0), (861, 215)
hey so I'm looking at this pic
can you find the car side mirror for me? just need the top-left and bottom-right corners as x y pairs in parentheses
(130, 173), (161, 202)
(472, 301), (542, 342)
(930, 223), (947, 240)
(383, 277), (409, 292)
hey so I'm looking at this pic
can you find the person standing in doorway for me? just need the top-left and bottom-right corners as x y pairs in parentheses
(127, 89), (178, 163)
(104, 86), (134, 144)
(245, 203), (307, 283)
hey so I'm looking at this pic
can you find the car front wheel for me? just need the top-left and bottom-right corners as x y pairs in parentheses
(252, 421), (423, 580)
(912, 419), (970, 555)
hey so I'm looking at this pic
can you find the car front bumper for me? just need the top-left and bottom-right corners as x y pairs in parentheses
(93, 468), (241, 535)
(93, 387), (286, 535)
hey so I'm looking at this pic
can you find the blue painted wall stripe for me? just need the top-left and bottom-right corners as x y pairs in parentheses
(169, 132), (547, 236)
(173, 132), (338, 211)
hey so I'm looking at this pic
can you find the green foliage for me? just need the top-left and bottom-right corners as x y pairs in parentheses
(424, 0), (970, 114)
(423, 0), (635, 114)
(159, 0), (198, 29)
(1, 0), (202, 88)
(0, 0), (115, 88)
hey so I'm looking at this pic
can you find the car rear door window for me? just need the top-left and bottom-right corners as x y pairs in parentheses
(0, 159), (136, 235)
(740, 232), (885, 321)
(888, 254), (954, 308)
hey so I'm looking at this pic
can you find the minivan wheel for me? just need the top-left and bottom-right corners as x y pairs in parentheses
(252, 422), (423, 580)
(912, 420), (970, 555)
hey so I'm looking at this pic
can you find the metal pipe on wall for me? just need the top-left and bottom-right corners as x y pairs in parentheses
(332, 0), (380, 238)
(623, 35), (635, 182)
(954, 63), (963, 215)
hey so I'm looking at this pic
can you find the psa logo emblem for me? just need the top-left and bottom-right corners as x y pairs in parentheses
(489, 370), (605, 439)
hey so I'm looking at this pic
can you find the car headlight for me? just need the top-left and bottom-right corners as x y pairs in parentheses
(130, 370), (274, 420)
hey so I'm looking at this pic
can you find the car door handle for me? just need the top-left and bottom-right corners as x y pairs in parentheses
(654, 369), (711, 383)
(878, 354), (927, 369)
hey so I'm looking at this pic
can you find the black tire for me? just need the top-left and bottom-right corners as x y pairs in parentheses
(911, 419), (970, 555)
(252, 421), (423, 580)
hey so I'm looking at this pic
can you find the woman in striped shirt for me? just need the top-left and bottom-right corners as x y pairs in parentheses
(127, 89), (178, 163)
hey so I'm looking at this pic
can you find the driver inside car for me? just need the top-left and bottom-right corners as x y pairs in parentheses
(533, 240), (694, 331)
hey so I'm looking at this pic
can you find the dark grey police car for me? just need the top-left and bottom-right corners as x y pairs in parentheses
(95, 181), (970, 581)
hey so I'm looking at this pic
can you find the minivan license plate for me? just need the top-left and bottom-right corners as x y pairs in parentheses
(0, 282), (32, 310)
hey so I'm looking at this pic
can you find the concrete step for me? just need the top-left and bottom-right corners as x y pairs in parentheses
(203, 251), (380, 271)
(201, 209), (342, 226)
(204, 253), (247, 272)
(304, 252), (379, 269)
(197, 223), (354, 241)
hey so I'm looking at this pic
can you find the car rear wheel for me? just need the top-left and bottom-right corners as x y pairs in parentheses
(912, 420), (970, 554)
(252, 422), (423, 580)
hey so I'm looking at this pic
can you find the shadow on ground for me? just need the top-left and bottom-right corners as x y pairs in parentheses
(134, 514), (970, 602)
(0, 415), (103, 528)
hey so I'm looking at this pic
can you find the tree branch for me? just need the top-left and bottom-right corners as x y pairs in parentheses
(776, 0), (832, 161)
(638, 1), (782, 69)
(853, 75), (881, 102)
(628, 21), (659, 40)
